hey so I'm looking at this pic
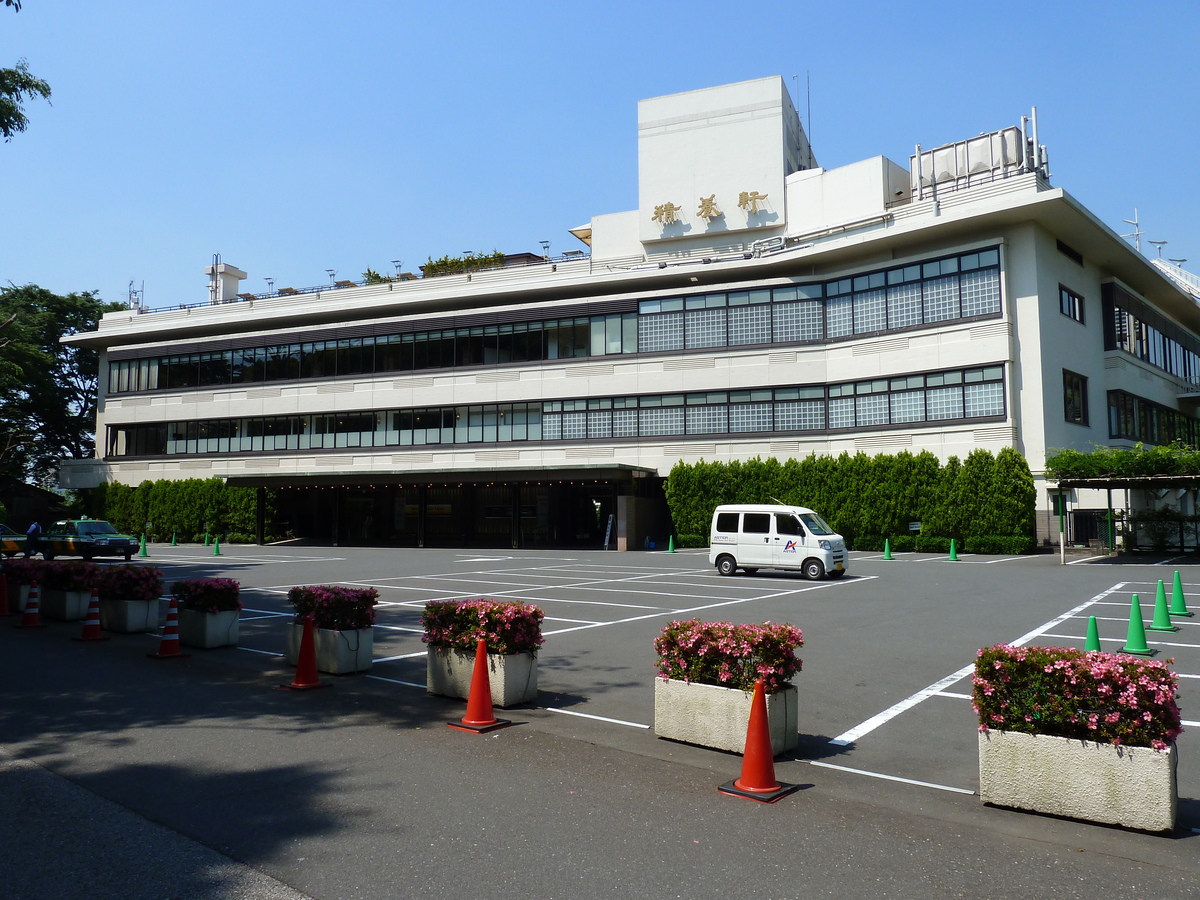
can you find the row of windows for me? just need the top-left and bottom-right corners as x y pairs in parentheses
(105, 365), (1006, 457)
(1106, 288), (1200, 386)
(1107, 390), (1200, 446)
(107, 248), (1002, 395)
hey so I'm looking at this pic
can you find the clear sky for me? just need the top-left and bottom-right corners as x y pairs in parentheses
(3, 1), (1199, 310)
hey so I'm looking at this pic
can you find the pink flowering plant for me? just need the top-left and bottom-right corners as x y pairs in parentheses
(171, 577), (242, 613)
(654, 619), (804, 694)
(287, 585), (379, 631)
(42, 560), (101, 592)
(972, 644), (1183, 750)
(97, 564), (164, 604)
(421, 599), (545, 655)
(2, 557), (46, 586)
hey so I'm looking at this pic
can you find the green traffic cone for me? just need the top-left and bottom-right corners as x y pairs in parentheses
(171, 532), (177, 546)
(212, 536), (221, 557)
(1119, 593), (1155, 656)
(668, 534), (675, 553)
(948, 538), (958, 562)
(1147, 580), (1179, 632)
(138, 534), (148, 557)
(883, 538), (892, 560)
(1170, 570), (1194, 617)
(204, 532), (210, 546)
(1084, 615), (1101, 651)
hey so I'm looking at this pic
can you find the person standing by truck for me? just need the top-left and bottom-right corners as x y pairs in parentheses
(24, 520), (40, 558)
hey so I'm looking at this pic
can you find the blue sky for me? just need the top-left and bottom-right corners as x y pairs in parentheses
(3, 1), (1199, 309)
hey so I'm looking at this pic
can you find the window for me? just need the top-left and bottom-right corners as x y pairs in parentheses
(1059, 287), (1084, 323)
(743, 513), (770, 534)
(1064, 370), (1089, 425)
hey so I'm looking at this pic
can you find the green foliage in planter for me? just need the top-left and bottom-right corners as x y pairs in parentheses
(171, 577), (241, 613)
(42, 560), (101, 592)
(420, 249), (506, 278)
(97, 564), (163, 604)
(1, 557), (46, 585)
(654, 619), (803, 694)
(421, 599), (544, 655)
(82, 478), (280, 543)
(1046, 441), (1200, 480)
(664, 448), (1035, 551)
(287, 584), (379, 631)
(972, 644), (1182, 749)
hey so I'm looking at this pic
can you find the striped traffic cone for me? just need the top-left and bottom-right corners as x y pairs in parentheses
(14, 581), (47, 629)
(281, 616), (328, 691)
(73, 588), (109, 642)
(448, 638), (511, 733)
(148, 596), (189, 659)
(718, 679), (799, 803)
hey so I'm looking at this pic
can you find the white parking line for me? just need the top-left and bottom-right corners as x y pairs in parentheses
(541, 707), (650, 729)
(805, 760), (975, 795)
(829, 582), (1127, 746)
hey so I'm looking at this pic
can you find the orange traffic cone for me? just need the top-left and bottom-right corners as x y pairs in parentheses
(0, 571), (11, 616)
(73, 588), (109, 642)
(148, 596), (190, 659)
(281, 616), (328, 691)
(14, 580), (47, 629)
(447, 638), (511, 733)
(718, 679), (800, 803)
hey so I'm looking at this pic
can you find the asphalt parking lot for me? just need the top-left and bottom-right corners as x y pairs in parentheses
(2, 543), (1198, 899)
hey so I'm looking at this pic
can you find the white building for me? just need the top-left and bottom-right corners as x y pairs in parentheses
(63, 76), (1200, 549)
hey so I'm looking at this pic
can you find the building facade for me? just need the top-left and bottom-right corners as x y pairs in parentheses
(63, 77), (1200, 549)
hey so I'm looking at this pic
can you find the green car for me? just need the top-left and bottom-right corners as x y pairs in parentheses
(41, 519), (136, 561)
(0, 523), (26, 558)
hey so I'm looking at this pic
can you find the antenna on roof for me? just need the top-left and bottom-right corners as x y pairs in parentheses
(127, 279), (144, 313)
(1121, 209), (1144, 253)
(1149, 240), (1168, 258)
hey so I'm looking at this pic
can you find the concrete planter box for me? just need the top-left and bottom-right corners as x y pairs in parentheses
(8, 582), (32, 612)
(654, 678), (799, 756)
(426, 647), (537, 707)
(41, 589), (91, 621)
(978, 730), (1178, 832)
(177, 608), (239, 648)
(100, 598), (159, 633)
(286, 623), (373, 674)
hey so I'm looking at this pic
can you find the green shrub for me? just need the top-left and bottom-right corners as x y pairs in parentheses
(675, 533), (707, 548)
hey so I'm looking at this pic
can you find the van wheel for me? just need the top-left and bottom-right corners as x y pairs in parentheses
(803, 558), (825, 580)
(715, 555), (737, 576)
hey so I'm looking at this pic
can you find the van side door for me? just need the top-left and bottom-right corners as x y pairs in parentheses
(738, 512), (773, 567)
(771, 512), (807, 570)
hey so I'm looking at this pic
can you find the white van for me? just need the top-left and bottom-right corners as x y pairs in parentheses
(708, 504), (848, 579)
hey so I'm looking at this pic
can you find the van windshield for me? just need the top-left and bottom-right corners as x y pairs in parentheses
(798, 513), (834, 536)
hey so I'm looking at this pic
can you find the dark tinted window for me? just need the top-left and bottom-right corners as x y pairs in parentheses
(775, 513), (803, 536)
(715, 512), (739, 533)
(743, 513), (770, 534)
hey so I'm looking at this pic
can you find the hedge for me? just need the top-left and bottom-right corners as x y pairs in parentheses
(664, 448), (1035, 552)
(81, 478), (280, 543)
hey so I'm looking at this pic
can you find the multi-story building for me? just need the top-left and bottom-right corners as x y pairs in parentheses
(63, 76), (1200, 549)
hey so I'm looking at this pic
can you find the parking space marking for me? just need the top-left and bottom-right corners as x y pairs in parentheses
(829, 582), (1128, 746)
(805, 760), (975, 795)
(541, 707), (650, 729)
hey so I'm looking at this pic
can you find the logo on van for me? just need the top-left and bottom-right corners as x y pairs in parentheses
(783, 540), (798, 553)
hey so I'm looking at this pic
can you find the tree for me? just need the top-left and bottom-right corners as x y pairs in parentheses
(0, 285), (123, 485)
(3, 2), (52, 142)
(1, 59), (51, 141)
